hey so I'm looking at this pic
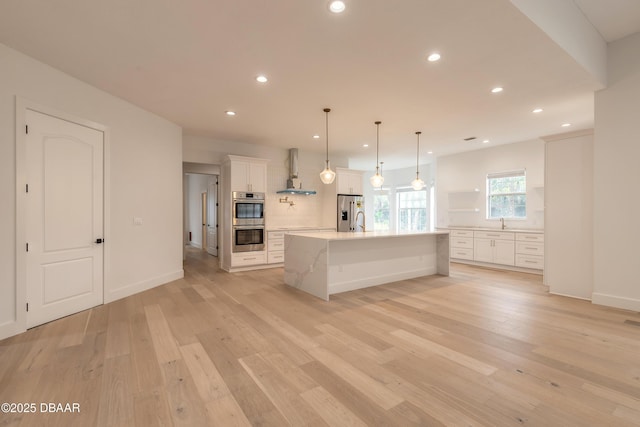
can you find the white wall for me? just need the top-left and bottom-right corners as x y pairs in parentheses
(592, 32), (640, 311)
(544, 130), (594, 299)
(436, 140), (545, 230)
(0, 43), (184, 339)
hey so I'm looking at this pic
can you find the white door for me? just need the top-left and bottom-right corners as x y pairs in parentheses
(207, 177), (218, 256)
(25, 109), (104, 328)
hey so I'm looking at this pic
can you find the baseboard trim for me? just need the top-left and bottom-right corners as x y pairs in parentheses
(0, 320), (26, 341)
(592, 292), (640, 312)
(105, 269), (184, 304)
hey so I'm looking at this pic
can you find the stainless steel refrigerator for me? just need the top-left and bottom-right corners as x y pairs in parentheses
(337, 194), (365, 232)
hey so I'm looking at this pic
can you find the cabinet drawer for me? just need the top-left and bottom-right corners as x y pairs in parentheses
(451, 237), (473, 249)
(232, 252), (266, 266)
(268, 239), (285, 251)
(451, 229), (474, 237)
(516, 233), (544, 242)
(474, 231), (514, 240)
(268, 231), (285, 239)
(268, 251), (284, 264)
(516, 242), (544, 256)
(451, 247), (474, 260)
(515, 254), (544, 270)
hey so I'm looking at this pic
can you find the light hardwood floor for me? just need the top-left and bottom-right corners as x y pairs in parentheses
(1, 249), (640, 426)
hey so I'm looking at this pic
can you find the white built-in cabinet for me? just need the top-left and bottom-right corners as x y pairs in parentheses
(336, 168), (363, 195)
(220, 155), (269, 272)
(473, 231), (515, 266)
(449, 227), (543, 273)
(227, 155), (268, 193)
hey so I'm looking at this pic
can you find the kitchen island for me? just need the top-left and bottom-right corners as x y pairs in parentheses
(284, 230), (450, 300)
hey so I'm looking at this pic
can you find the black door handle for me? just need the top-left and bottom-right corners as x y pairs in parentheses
(96, 238), (104, 244)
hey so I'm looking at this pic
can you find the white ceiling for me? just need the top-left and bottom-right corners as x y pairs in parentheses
(1, 0), (639, 170)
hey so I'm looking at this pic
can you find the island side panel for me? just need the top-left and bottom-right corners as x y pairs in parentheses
(436, 233), (450, 276)
(284, 234), (329, 301)
(327, 234), (438, 296)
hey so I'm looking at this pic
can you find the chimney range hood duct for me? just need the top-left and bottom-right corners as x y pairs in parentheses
(277, 148), (317, 195)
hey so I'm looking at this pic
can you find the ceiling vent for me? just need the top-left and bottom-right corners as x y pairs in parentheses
(463, 136), (477, 141)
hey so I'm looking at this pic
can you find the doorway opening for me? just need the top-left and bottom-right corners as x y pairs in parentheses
(184, 173), (219, 257)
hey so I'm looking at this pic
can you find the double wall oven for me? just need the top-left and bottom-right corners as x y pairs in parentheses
(232, 191), (265, 252)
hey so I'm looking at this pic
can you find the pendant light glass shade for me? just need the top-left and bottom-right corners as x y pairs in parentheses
(411, 131), (425, 190)
(370, 121), (384, 188)
(319, 108), (336, 184)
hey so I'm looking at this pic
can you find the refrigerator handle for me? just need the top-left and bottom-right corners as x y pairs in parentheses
(350, 201), (354, 231)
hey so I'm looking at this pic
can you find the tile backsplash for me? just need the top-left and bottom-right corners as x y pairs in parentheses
(266, 164), (325, 229)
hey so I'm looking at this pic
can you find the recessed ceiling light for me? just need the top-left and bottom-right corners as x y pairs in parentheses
(427, 150), (433, 154)
(363, 144), (369, 148)
(482, 140), (490, 144)
(312, 134), (320, 139)
(532, 108), (543, 113)
(256, 75), (268, 83)
(561, 123), (571, 127)
(329, 1), (346, 13)
(225, 111), (236, 116)
(491, 87), (503, 93)
(427, 53), (441, 62)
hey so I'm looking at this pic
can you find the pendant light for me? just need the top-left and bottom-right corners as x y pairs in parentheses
(369, 121), (384, 188)
(411, 131), (425, 190)
(319, 108), (336, 184)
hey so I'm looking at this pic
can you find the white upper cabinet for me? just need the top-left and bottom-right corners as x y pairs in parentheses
(227, 155), (268, 193)
(336, 168), (363, 195)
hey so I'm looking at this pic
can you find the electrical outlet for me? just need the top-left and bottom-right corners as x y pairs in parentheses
(133, 217), (143, 226)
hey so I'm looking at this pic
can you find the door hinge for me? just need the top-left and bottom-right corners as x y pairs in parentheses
(26, 303), (29, 312)
(25, 124), (29, 134)
(26, 243), (29, 252)
(26, 184), (29, 193)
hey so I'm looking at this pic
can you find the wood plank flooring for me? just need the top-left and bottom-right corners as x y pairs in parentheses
(1, 248), (640, 426)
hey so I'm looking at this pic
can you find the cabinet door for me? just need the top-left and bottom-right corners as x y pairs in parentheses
(248, 162), (267, 193)
(230, 161), (250, 192)
(336, 172), (351, 194)
(473, 238), (493, 263)
(348, 173), (363, 194)
(494, 240), (515, 266)
(337, 172), (363, 194)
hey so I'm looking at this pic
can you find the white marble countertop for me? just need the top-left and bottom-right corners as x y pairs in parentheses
(286, 230), (449, 241)
(443, 226), (544, 234)
(267, 226), (335, 231)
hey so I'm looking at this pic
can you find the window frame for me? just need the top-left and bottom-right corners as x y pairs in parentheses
(486, 170), (527, 220)
(396, 187), (428, 232)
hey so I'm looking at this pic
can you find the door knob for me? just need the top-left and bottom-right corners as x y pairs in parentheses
(96, 238), (104, 244)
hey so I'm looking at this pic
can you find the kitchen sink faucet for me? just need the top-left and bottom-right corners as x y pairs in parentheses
(355, 210), (366, 232)
(500, 217), (506, 230)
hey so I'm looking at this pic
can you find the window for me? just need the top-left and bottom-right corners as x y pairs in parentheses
(487, 170), (526, 219)
(397, 188), (428, 231)
(373, 191), (390, 231)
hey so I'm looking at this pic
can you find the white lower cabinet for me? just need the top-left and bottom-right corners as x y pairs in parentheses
(473, 237), (515, 266)
(232, 251), (267, 267)
(515, 233), (544, 269)
(267, 231), (285, 264)
(450, 230), (474, 260)
(449, 228), (543, 272)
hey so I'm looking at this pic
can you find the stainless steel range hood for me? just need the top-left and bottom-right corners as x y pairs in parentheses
(277, 148), (317, 195)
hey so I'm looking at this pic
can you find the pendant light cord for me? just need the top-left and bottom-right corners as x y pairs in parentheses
(415, 131), (421, 176)
(375, 121), (381, 170)
(324, 108), (331, 164)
